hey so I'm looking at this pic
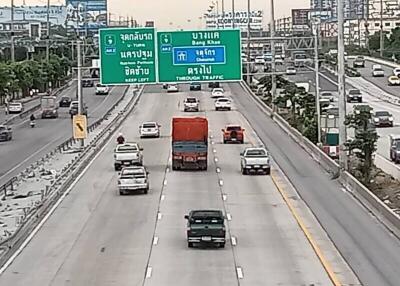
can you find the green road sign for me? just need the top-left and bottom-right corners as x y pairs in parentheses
(99, 28), (156, 85)
(157, 29), (242, 83)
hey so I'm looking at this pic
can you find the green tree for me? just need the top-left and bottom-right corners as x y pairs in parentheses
(345, 105), (379, 184)
(11, 61), (35, 97)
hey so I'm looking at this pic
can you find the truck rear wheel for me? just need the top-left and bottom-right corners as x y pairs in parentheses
(188, 242), (194, 248)
(219, 243), (225, 248)
(265, 168), (271, 175)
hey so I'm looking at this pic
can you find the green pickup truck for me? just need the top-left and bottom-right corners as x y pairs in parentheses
(184, 210), (226, 248)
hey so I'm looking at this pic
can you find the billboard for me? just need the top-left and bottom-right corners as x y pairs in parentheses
(205, 10), (263, 30)
(0, 6), (67, 26)
(66, 0), (107, 33)
(292, 9), (310, 26)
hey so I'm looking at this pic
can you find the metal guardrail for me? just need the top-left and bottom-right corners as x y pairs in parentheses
(0, 177), (17, 200)
(239, 81), (400, 236)
(0, 85), (138, 263)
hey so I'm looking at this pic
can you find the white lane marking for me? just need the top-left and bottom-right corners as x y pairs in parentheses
(211, 141), (215, 145)
(216, 167), (221, 173)
(236, 267), (244, 279)
(153, 237), (159, 245)
(214, 157), (218, 162)
(161, 194), (165, 201)
(210, 135), (214, 139)
(146, 266), (153, 278)
(0, 123), (113, 275)
(157, 212), (163, 220)
(222, 194), (227, 201)
(163, 179), (167, 186)
(219, 179), (224, 186)
(226, 213), (232, 221)
(231, 236), (237, 246)
(0, 138), (59, 181)
(213, 149), (217, 153)
(166, 167), (170, 172)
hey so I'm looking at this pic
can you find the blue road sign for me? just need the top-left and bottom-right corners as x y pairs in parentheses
(172, 46), (226, 65)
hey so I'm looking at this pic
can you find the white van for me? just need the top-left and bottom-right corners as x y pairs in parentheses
(372, 64), (384, 77)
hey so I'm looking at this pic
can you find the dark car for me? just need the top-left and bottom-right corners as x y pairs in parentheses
(208, 82), (220, 89)
(372, 111), (394, 127)
(69, 101), (88, 118)
(82, 78), (94, 87)
(59, 96), (72, 107)
(346, 89), (362, 103)
(190, 82), (202, 91)
(0, 125), (12, 141)
(184, 210), (226, 248)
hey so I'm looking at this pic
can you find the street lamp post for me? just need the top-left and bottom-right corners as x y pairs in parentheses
(313, 18), (321, 145)
(338, 0), (348, 171)
(231, 0), (235, 29)
(270, 0), (276, 114)
(10, 0), (15, 62)
(246, 0), (251, 84)
(379, 0), (384, 57)
(77, 40), (84, 147)
(46, 0), (50, 62)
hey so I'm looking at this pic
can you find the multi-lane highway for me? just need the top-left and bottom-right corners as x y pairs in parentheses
(0, 84), (363, 286)
(0, 84), (127, 186)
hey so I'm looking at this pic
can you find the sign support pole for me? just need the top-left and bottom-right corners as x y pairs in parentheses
(10, 0), (15, 62)
(270, 0), (277, 115)
(77, 40), (84, 147)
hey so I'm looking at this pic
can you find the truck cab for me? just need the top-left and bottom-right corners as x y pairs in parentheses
(41, 96), (58, 119)
(184, 210), (226, 248)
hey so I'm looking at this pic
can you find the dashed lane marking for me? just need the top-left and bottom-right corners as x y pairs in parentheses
(236, 267), (244, 279)
(153, 237), (159, 245)
(146, 266), (153, 278)
(231, 236), (237, 246)
(226, 213), (232, 221)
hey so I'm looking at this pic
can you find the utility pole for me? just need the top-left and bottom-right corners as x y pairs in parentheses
(270, 0), (277, 114)
(77, 40), (84, 147)
(46, 0), (50, 62)
(338, 0), (348, 171)
(246, 0), (251, 84)
(313, 18), (321, 145)
(221, 0), (225, 28)
(379, 0), (384, 57)
(231, 0), (235, 28)
(10, 0), (15, 62)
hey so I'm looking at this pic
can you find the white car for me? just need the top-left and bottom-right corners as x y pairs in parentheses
(139, 122), (160, 138)
(320, 91), (335, 102)
(388, 75), (400, 86)
(114, 143), (143, 171)
(211, 88), (225, 98)
(254, 56), (265, 64)
(275, 55), (284, 65)
(183, 97), (199, 112)
(286, 66), (297, 75)
(372, 67), (385, 77)
(95, 83), (109, 95)
(118, 166), (149, 195)
(167, 83), (179, 92)
(393, 68), (400, 77)
(215, 97), (232, 111)
(7, 102), (24, 114)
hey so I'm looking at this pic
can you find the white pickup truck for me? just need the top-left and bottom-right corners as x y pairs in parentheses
(240, 147), (270, 175)
(118, 166), (149, 195)
(183, 97), (199, 112)
(114, 143), (143, 171)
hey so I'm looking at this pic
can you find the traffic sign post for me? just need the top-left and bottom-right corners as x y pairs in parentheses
(157, 29), (242, 83)
(99, 28), (156, 85)
(73, 115), (87, 140)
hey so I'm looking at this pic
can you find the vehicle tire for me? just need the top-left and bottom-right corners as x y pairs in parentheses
(215, 108), (219, 111)
(223, 139), (227, 144)
(219, 243), (225, 248)
(8, 135), (12, 141)
(241, 167), (247, 175)
(119, 190), (124, 195)
(265, 168), (271, 175)
(358, 98), (362, 103)
(227, 108), (231, 111)
(114, 165), (120, 171)
(188, 242), (193, 248)
(172, 165), (177, 171)
(144, 188), (148, 194)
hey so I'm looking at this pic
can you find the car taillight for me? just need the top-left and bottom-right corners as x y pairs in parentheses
(173, 155), (182, 159)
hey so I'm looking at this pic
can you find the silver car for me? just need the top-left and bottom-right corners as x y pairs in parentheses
(118, 166), (149, 195)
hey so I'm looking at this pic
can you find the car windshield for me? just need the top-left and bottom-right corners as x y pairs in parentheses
(246, 149), (267, 156)
(71, 102), (78, 107)
(226, 126), (241, 131)
(9, 103), (21, 107)
(190, 211), (223, 224)
(143, 123), (156, 128)
(349, 90), (361, 95)
(213, 88), (224, 93)
(287, 66), (295, 70)
(186, 98), (197, 103)
(121, 169), (145, 178)
(218, 98), (229, 102)
(295, 54), (307, 59)
(375, 111), (390, 117)
(117, 145), (138, 152)
(321, 92), (332, 96)
(96, 84), (105, 87)
(375, 68), (384, 72)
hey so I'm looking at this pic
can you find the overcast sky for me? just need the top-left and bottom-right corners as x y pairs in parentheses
(0, 0), (309, 29)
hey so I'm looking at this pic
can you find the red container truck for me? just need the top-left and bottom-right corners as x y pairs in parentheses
(172, 117), (208, 170)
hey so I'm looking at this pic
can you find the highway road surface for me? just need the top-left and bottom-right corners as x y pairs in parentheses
(0, 85), (127, 186)
(0, 84), (359, 286)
